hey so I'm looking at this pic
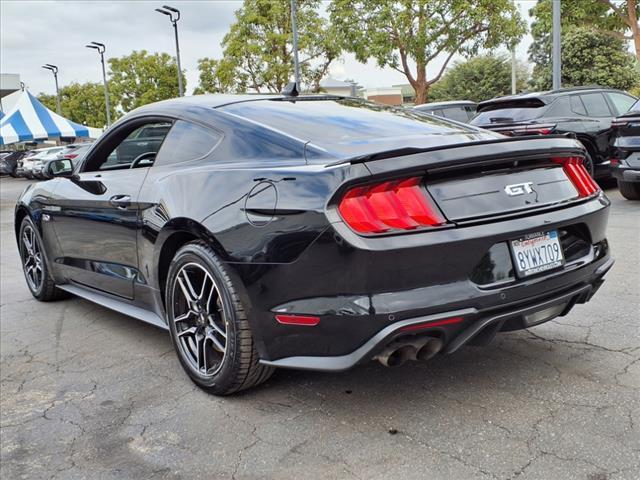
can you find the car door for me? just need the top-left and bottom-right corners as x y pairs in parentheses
(577, 92), (616, 157)
(50, 117), (173, 299)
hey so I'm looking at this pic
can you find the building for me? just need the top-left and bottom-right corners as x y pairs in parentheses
(364, 87), (403, 106)
(392, 84), (416, 104)
(319, 78), (356, 97)
(1, 74), (22, 115)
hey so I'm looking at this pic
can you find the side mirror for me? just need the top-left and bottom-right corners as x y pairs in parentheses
(47, 158), (74, 178)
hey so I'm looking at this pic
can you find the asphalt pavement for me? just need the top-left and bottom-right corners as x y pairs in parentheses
(1, 176), (638, 480)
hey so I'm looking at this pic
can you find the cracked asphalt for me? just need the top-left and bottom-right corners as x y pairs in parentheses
(1, 176), (638, 480)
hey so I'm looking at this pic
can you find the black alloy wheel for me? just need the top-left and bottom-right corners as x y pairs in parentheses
(166, 241), (273, 395)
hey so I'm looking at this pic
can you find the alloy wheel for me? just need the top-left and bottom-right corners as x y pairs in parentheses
(21, 225), (44, 292)
(171, 262), (228, 377)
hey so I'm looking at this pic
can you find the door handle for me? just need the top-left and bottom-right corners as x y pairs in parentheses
(109, 195), (131, 209)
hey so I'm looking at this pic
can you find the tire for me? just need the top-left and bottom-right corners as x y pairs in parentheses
(18, 216), (66, 301)
(582, 151), (595, 178)
(618, 180), (640, 200)
(165, 241), (274, 395)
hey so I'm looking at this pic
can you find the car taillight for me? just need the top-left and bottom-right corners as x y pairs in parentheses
(338, 177), (446, 234)
(551, 156), (600, 197)
(63, 154), (78, 159)
(512, 123), (557, 135)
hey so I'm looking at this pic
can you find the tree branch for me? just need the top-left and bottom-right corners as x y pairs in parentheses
(596, 0), (630, 25)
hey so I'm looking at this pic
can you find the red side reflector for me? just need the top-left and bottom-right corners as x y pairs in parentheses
(399, 316), (464, 332)
(275, 314), (320, 326)
(551, 156), (600, 198)
(338, 176), (446, 234)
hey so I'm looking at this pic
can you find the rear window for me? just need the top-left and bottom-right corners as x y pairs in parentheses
(472, 106), (545, 125)
(221, 98), (466, 143)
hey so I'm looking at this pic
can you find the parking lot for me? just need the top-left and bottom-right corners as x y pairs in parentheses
(0, 176), (638, 479)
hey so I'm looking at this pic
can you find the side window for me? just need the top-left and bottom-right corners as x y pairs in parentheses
(443, 107), (470, 122)
(465, 106), (476, 120)
(570, 95), (587, 116)
(154, 120), (222, 167)
(83, 121), (172, 172)
(607, 92), (637, 115)
(545, 97), (571, 117)
(579, 93), (612, 117)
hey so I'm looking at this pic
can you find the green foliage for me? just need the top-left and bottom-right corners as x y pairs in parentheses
(108, 50), (186, 111)
(197, 0), (340, 94)
(428, 55), (529, 103)
(37, 82), (117, 128)
(328, 0), (526, 104)
(529, 0), (639, 74)
(530, 27), (637, 91)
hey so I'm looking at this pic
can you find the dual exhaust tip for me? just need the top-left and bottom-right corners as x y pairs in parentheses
(375, 336), (443, 367)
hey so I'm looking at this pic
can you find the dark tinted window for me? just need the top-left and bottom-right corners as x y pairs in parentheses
(570, 95), (586, 116)
(154, 120), (221, 167)
(544, 97), (571, 117)
(442, 106), (471, 122)
(607, 92), (637, 115)
(472, 106), (545, 124)
(579, 93), (612, 117)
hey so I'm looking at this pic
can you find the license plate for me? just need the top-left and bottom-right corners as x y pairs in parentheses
(510, 231), (564, 277)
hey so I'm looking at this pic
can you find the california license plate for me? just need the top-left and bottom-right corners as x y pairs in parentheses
(510, 231), (564, 277)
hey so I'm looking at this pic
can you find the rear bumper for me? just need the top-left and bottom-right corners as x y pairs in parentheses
(611, 158), (640, 183)
(238, 194), (611, 367)
(261, 260), (612, 371)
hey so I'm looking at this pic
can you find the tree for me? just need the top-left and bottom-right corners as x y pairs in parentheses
(530, 27), (637, 91)
(328, 0), (526, 104)
(428, 55), (529, 103)
(197, 0), (340, 94)
(38, 82), (117, 128)
(529, 0), (639, 66)
(108, 50), (186, 112)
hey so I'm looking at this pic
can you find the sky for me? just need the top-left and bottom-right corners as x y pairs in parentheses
(0, 0), (537, 97)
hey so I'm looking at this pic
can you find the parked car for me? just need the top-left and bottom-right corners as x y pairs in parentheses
(471, 87), (637, 178)
(40, 143), (93, 179)
(18, 146), (65, 178)
(609, 99), (640, 200)
(414, 100), (477, 122)
(0, 151), (29, 177)
(16, 94), (612, 395)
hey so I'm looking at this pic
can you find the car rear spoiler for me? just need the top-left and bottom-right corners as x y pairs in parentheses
(326, 134), (584, 172)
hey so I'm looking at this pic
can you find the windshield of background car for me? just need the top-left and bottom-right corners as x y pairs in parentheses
(629, 100), (640, 113)
(220, 98), (473, 143)
(472, 105), (546, 124)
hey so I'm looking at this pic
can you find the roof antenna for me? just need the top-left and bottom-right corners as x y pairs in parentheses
(281, 82), (299, 97)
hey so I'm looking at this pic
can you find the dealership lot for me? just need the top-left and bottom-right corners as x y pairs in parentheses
(1, 177), (638, 479)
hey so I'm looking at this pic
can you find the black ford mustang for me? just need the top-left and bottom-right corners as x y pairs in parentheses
(15, 94), (613, 395)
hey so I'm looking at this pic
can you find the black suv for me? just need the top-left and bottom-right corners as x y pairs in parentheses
(610, 99), (640, 200)
(471, 87), (637, 178)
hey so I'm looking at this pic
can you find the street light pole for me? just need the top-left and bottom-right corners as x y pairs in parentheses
(290, 0), (301, 91)
(86, 42), (111, 127)
(156, 5), (183, 97)
(552, 0), (561, 90)
(42, 64), (61, 114)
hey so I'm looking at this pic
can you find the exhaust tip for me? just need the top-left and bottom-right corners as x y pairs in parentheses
(416, 338), (443, 362)
(378, 345), (415, 367)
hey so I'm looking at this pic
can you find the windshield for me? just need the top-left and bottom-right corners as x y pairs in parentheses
(472, 106), (546, 125)
(630, 100), (640, 113)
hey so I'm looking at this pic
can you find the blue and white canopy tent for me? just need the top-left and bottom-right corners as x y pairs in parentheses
(0, 90), (101, 145)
